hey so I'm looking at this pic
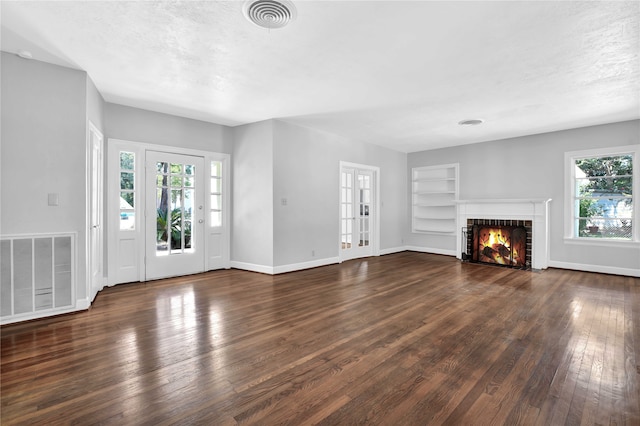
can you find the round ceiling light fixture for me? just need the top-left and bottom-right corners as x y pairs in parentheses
(243, 0), (297, 30)
(458, 119), (484, 126)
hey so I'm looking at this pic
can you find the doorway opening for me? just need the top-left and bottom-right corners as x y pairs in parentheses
(107, 140), (229, 286)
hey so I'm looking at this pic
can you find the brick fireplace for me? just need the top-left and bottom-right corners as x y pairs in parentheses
(456, 199), (552, 270)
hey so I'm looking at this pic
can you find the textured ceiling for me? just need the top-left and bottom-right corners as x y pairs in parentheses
(2, 1), (639, 152)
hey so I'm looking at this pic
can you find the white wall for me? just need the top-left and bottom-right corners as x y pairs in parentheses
(104, 103), (233, 154)
(231, 120), (274, 269)
(407, 120), (640, 274)
(230, 119), (407, 271)
(1, 52), (89, 299)
(272, 120), (407, 267)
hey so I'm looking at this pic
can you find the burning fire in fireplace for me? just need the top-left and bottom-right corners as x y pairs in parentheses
(470, 222), (528, 268)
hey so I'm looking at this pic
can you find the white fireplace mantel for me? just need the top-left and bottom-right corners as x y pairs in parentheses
(455, 199), (552, 270)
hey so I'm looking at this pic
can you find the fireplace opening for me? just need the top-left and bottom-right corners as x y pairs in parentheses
(464, 219), (532, 269)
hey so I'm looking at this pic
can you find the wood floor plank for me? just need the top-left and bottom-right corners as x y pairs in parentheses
(1, 252), (639, 425)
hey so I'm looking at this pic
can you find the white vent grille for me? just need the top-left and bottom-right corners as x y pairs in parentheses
(1, 233), (75, 324)
(243, 0), (297, 29)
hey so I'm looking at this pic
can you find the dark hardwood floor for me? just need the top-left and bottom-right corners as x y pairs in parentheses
(1, 252), (639, 425)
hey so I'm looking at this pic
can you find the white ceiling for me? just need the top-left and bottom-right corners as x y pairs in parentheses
(2, 1), (639, 153)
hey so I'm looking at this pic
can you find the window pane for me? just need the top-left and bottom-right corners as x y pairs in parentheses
(211, 194), (221, 210)
(211, 161), (221, 177)
(156, 189), (169, 253)
(120, 211), (135, 230)
(157, 162), (168, 173)
(120, 172), (134, 190)
(574, 153), (634, 240)
(120, 152), (134, 170)
(185, 176), (194, 187)
(171, 189), (182, 210)
(185, 164), (194, 175)
(120, 192), (134, 208)
(576, 177), (632, 197)
(211, 211), (221, 227)
(580, 198), (633, 220)
(211, 177), (222, 193)
(157, 174), (167, 187)
(170, 163), (182, 174)
(578, 218), (632, 239)
(576, 155), (632, 177)
(184, 189), (194, 214)
(119, 151), (136, 231)
(171, 176), (183, 188)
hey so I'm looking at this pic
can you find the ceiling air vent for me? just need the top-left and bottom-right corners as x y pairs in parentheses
(243, 0), (297, 30)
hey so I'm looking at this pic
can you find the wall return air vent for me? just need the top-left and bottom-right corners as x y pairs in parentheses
(243, 0), (297, 30)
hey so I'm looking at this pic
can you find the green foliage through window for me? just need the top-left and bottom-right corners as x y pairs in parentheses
(573, 154), (633, 239)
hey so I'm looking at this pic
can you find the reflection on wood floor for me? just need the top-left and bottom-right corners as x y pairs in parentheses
(2, 252), (639, 424)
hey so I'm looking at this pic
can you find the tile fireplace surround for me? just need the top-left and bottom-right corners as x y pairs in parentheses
(456, 199), (552, 270)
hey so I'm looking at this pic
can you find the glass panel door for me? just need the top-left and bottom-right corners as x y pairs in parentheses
(146, 151), (205, 280)
(155, 161), (195, 255)
(340, 166), (375, 262)
(341, 169), (354, 250)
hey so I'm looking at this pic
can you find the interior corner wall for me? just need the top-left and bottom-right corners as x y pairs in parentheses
(86, 77), (105, 131)
(231, 120), (274, 268)
(104, 103), (233, 155)
(272, 120), (407, 267)
(1, 52), (88, 299)
(406, 120), (640, 273)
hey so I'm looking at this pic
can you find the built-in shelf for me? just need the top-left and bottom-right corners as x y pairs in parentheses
(412, 164), (459, 234)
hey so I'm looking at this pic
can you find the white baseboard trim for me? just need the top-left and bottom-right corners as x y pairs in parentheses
(273, 257), (340, 274)
(548, 260), (640, 277)
(379, 246), (407, 256)
(405, 245), (457, 257)
(76, 298), (91, 310)
(230, 261), (274, 275)
(231, 257), (341, 275)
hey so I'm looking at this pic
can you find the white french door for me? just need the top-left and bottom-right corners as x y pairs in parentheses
(340, 165), (376, 262)
(145, 151), (205, 280)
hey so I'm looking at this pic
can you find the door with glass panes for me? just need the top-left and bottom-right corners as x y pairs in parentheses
(146, 151), (205, 280)
(340, 167), (374, 261)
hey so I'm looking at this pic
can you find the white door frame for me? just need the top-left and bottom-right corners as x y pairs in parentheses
(107, 139), (230, 285)
(87, 122), (104, 302)
(339, 161), (380, 262)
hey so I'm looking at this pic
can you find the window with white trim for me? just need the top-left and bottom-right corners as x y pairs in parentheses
(119, 151), (135, 230)
(210, 161), (222, 227)
(566, 146), (638, 241)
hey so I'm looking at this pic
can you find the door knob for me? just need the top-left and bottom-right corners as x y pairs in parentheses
(198, 219), (204, 223)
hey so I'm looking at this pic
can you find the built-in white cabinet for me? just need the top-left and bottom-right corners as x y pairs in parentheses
(412, 163), (459, 234)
